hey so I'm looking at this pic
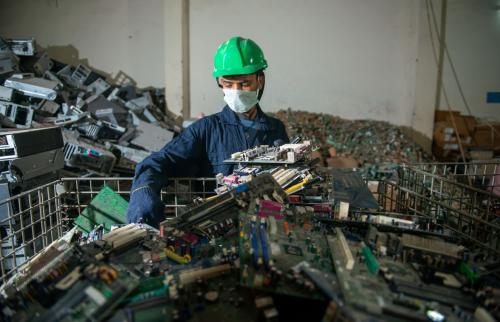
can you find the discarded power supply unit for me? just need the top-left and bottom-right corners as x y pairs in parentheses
(3, 76), (59, 100)
(6, 38), (36, 56)
(75, 120), (126, 141)
(0, 85), (14, 101)
(62, 131), (116, 175)
(0, 38), (19, 76)
(0, 101), (33, 128)
(0, 126), (64, 161)
(32, 52), (53, 76)
(0, 148), (64, 183)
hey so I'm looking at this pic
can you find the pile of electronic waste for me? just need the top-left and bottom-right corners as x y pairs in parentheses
(0, 36), (182, 191)
(273, 109), (434, 180)
(1, 142), (498, 322)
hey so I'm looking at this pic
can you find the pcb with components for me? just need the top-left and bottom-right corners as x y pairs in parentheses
(328, 228), (478, 322)
(1, 245), (139, 322)
(225, 141), (313, 165)
(239, 203), (335, 300)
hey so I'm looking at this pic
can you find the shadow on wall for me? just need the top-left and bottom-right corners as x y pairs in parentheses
(44, 44), (137, 86)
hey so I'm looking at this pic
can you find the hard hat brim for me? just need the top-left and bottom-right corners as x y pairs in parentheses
(212, 64), (267, 78)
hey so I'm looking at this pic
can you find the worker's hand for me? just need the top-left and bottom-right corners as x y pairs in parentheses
(126, 186), (164, 227)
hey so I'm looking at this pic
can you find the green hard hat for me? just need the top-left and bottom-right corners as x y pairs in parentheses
(212, 36), (268, 78)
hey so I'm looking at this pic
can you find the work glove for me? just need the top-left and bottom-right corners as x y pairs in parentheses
(126, 186), (164, 227)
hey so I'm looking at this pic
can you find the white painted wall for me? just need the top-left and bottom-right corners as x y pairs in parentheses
(190, 0), (420, 126)
(438, 0), (500, 120)
(0, 0), (165, 88)
(0, 0), (498, 136)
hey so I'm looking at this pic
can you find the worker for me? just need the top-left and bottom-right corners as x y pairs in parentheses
(127, 36), (289, 226)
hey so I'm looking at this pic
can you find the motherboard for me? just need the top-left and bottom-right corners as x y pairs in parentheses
(1, 142), (499, 322)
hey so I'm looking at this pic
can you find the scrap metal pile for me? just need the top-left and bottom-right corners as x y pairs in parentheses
(0, 37), (181, 184)
(1, 143), (498, 322)
(273, 109), (434, 180)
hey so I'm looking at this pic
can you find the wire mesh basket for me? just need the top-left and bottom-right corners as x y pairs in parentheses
(376, 164), (500, 258)
(0, 177), (216, 284)
(411, 161), (500, 191)
(3, 163), (500, 284)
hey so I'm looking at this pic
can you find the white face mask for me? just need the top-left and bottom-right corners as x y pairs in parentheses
(223, 88), (259, 113)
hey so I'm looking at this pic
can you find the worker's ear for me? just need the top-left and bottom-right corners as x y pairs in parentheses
(257, 72), (265, 100)
(216, 77), (223, 88)
(257, 72), (265, 90)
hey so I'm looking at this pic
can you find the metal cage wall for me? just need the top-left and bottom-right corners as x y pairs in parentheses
(0, 177), (216, 284)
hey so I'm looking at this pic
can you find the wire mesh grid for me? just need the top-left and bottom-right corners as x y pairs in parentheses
(0, 177), (216, 284)
(0, 180), (64, 285)
(2, 166), (500, 284)
(377, 165), (500, 258)
(412, 161), (500, 191)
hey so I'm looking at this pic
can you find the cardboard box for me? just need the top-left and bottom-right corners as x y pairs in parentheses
(433, 122), (454, 142)
(433, 122), (471, 149)
(446, 113), (470, 136)
(434, 110), (476, 138)
(473, 125), (500, 150)
(462, 116), (476, 134)
(435, 110), (459, 123)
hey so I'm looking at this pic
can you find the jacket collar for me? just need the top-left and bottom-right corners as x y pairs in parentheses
(219, 105), (276, 130)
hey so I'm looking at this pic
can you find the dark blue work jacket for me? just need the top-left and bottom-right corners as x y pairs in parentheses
(131, 105), (290, 193)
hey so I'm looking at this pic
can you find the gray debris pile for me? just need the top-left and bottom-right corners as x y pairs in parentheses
(274, 109), (434, 179)
(0, 37), (182, 186)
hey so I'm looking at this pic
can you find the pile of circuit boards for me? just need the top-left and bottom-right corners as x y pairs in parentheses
(1, 150), (499, 322)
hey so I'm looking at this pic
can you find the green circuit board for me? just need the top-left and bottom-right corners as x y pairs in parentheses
(27, 266), (139, 322)
(329, 228), (475, 322)
(239, 206), (335, 300)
